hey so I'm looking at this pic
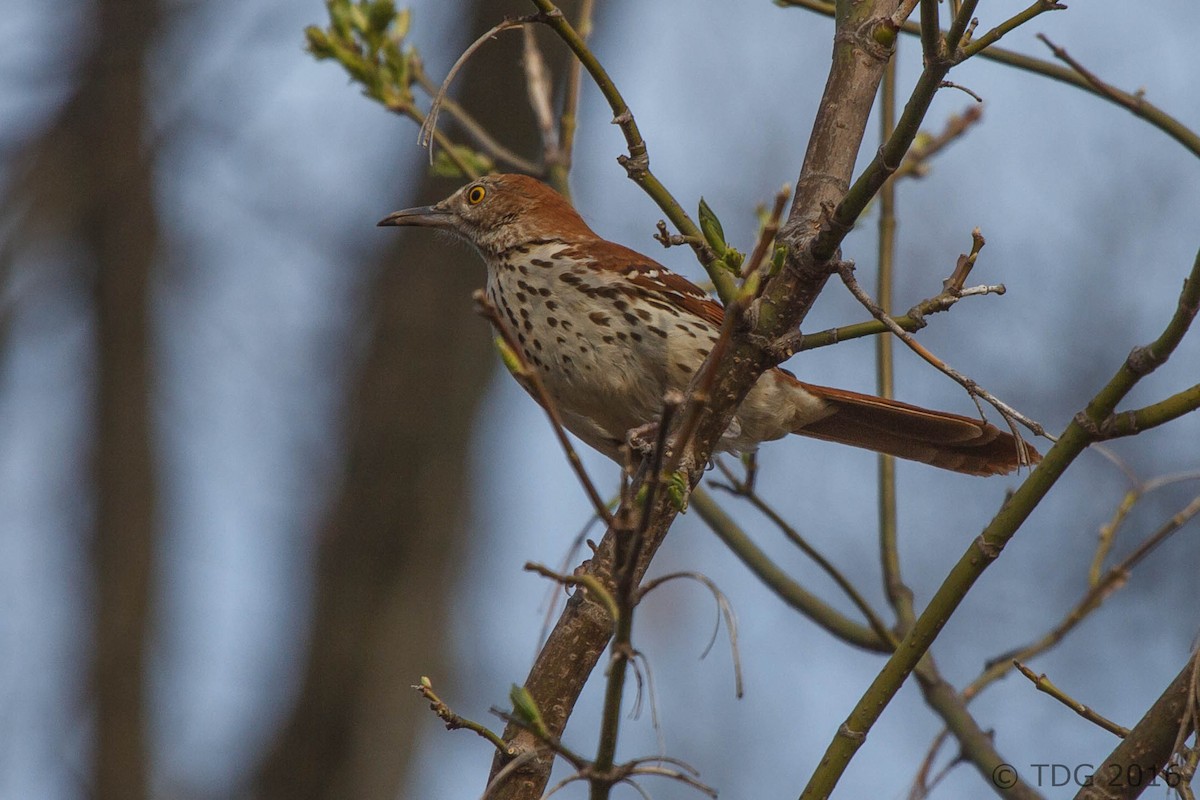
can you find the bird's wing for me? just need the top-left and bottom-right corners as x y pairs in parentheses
(560, 239), (726, 328)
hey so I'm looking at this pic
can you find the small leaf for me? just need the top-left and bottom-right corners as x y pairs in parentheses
(431, 146), (493, 178)
(348, 2), (370, 34)
(304, 26), (335, 59)
(667, 471), (690, 512)
(509, 684), (548, 737)
(723, 247), (744, 273)
(393, 7), (411, 40)
(770, 244), (787, 276)
(698, 197), (727, 254)
(328, 0), (353, 38)
(367, 0), (397, 34)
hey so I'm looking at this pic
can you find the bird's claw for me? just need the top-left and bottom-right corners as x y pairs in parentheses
(626, 421), (661, 458)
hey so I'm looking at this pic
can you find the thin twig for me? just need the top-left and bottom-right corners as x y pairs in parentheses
(481, 751), (540, 800)
(891, 105), (983, 181)
(591, 392), (682, 798)
(711, 465), (898, 650)
(638, 571), (745, 698)
(1013, 660), (1131, 737)
(780, 0), (1200, 160)
(474, 291), (613, 525)
(552, 0), (594, 189)
(419, 15), (541, 163)
(837, 260), (1048, 452)
(410, 55), (541, 173)
(742, 185), (791, 279)
(788, 280), (1005, 354)
(414, 678), (512, 754)
(520, 26), (560, 171)
(690, 487), (889, 653)
(908, 729), (953, 800)
(964, 492), (1200, 703)
(527, 0), (735, 301)
(524, 562), (620, 624)
(876, 48), (912, 633)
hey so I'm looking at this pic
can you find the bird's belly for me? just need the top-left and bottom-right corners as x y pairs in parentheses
(487, 271), (721, 453)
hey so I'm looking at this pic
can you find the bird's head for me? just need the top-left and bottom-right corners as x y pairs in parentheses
(378, 173), (597, 254)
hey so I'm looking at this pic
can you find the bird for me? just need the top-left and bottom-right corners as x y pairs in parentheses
(379, 173), (1037, 475)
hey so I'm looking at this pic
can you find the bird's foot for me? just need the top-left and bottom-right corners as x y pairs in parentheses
(626, 421), (661, 458)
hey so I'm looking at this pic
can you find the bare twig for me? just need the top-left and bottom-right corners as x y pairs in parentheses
(690, 487), (889, 653)
(742, 185), (791, 280)
(891, 105), (983, 181)
(780, 0), (1200, 160)
(638, 570), (745, 698)
(552, 0), (594, 189)
(908, 729), (954, 800)
(527, 0), (736, 301)
(955, 491), (1200, 719)
(876, 50), (910, 632)
(419, 15), (541, 163)
(524, 562), (620, 624)
(520, 27), (559, 172)
(414, 677), (512, 754)
(1014, 661), (1131, 738)
(410, 54), (541, 174)
(837, 260), (1048, 453)
(710, 464), (898, 650)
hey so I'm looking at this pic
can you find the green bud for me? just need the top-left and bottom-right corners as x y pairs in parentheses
(509, 684), (548, 736)
(328, 0), (353, 38)
(304, 26), (335, 59)
(341, 51), (373, 85)
(392, 7), (411, 40)
(432, 146), (493, 179)
(667, 471), (690, 512)
(348, 2), (370, 34)
(723, 247), (744, 273)
(698, 197), (727, 254)
(367, 0), (397, 34)
(770, 244), (787, 275)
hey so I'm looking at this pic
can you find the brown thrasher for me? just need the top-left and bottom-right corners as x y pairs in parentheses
(380, 174), (1037, 475)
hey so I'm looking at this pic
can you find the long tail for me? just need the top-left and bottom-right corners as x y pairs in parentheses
(794, 382), (1039, 476)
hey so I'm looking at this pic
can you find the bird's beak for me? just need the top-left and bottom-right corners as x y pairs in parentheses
(377, 205), (454, 228)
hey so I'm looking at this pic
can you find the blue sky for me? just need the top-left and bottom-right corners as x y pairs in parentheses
(2, 1), (1199, 798)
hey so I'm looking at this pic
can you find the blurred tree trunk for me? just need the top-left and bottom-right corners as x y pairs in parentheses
(252, 3), (576, 798)
(71, 0), (162, 798)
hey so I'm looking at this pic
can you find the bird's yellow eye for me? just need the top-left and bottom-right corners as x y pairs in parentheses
(467, 185), (486, 205)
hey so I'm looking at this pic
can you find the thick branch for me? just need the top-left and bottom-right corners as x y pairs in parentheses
(799, 247), (1200, 798)
(487, 2), (905, 797)
(1074, 651), (1198, 800)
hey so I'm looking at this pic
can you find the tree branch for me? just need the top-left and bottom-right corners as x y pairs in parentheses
(487, 2), (909, 795)
(1074, 650), (1198, 800)
(798, 245), (1200, 798)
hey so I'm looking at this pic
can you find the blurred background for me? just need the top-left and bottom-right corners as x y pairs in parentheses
(2, 1), (1198, 798)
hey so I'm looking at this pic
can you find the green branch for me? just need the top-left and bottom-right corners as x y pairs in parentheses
(798, 246), (1200, 799)
(779, 0), (1200, 160)
(1099, 382), (1200, 439)
(528, 0), (737, 303)
(691, 488), (890, 653)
